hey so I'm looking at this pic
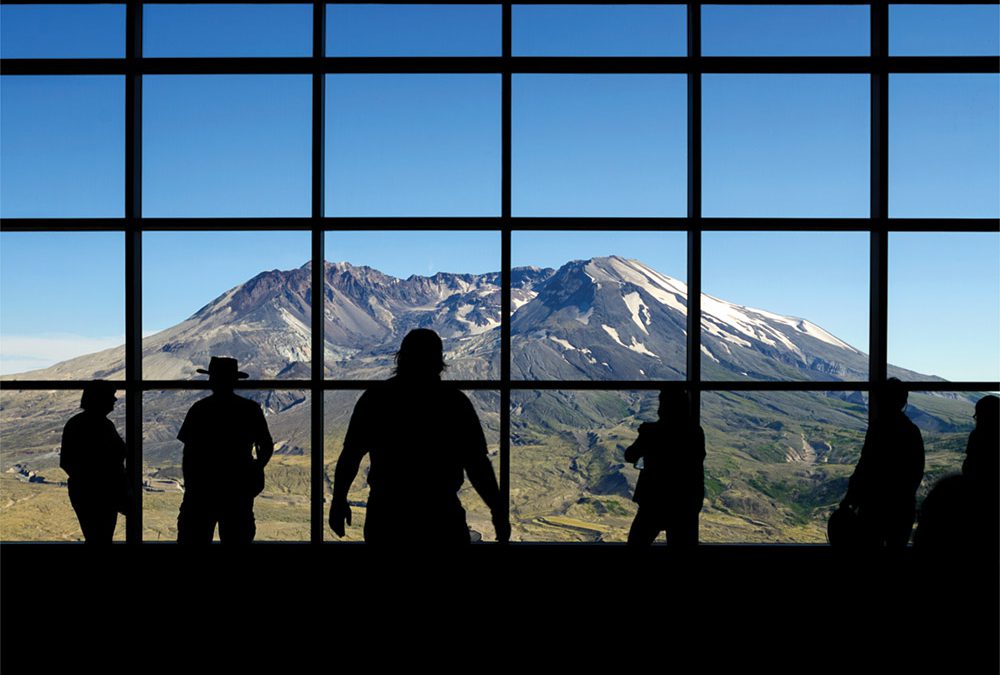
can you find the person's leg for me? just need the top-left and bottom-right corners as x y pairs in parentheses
(177, 495), (217, 544)
(666, 510), (699, 547)
(627, 508), (662, 546)
(70, 486), (114, 544)
(218, 498), (256, 544)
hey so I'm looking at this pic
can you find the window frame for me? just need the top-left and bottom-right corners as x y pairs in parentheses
(3, 0), (998, 544)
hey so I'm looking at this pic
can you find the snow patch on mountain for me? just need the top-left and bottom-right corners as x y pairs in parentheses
(601, 324), (658, 358)
(547, 335), (575, 351)
(622, 292), (651, 335)
(587, 257), (687, 314)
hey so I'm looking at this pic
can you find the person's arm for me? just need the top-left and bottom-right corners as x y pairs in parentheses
(461, 398), (509, 543)
(843, 427), (872, 508)
(328, 395), (370, 537)
(59, 418), (80, 478)
(908, 426), (926, 497)
(624, 423), (651, 464)
(253, 404), (275, 469)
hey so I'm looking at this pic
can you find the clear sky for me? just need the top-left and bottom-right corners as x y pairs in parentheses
(1, 5), (998, 381)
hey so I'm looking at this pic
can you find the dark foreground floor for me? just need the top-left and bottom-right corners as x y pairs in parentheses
(3, 543), (996, 672)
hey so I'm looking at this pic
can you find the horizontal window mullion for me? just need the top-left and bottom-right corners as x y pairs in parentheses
(4, 57), (997, 77)
(4, 219), (997, 234)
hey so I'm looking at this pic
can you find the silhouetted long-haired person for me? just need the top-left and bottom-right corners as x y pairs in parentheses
(329, 329), (510, 544)
(624, 389), (705, 546)
(841, 378), (925, 548)
(60, 380), (127, 543)
(176, 357), (273, 544)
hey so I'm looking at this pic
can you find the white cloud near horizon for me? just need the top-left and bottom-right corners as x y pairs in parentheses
(0, 334), (125, 376)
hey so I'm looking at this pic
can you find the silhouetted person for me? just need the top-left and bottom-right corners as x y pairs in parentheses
(841, 378), (925, 548)
(915, 395), (999, 552)
(60, 381), (127, 544)
(624, 389), (705, 546)
(962, 394), (998, 503)
(176, 357), (273, 544)
(329, 329), (510, 544)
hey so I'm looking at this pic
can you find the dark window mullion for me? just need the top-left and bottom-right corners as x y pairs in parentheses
(310, 0), (326, 544)
(124, 0), (143, 544)
(687, 1), (702, 420)
(870, 1), (890, 389)
(499, 0), (512, 530)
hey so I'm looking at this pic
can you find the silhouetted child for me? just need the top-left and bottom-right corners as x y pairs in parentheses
(841, 378), (925, 548)
(624, 389), (705, 546)
(60, 380), (127, 543)
(176, 357), (273, 544)
(329, 329), (510, 544)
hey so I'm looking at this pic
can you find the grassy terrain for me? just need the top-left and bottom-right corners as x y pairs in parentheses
(1, 387), (978, 543)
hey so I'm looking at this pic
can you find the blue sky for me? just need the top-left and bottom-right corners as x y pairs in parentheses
(1, 5), (998, 381)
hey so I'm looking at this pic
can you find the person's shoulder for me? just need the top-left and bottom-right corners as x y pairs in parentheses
(234, 393), (263, 409)
(63, 411), (89, 431)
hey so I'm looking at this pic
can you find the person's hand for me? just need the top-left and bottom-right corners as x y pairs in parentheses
(329, 498), (351, 537)
(492, 509), (511, 544)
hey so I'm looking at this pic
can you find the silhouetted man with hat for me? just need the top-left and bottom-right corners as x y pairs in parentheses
(177, 357), (273, 544)
(60, 380), (128, 543)
(329, 329), (510, 544)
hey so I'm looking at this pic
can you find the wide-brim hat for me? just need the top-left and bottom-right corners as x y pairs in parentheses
(196, 356), (249, 380)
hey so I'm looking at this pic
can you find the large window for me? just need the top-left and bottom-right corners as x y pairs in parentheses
(2, 2), (997, 544)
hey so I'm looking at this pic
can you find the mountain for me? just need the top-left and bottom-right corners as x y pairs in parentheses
(12, 255), (934, 384)
(0, 257), (973, 543)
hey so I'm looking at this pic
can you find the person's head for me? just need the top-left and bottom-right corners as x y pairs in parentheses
(873, 377), (908, 417)
(974, 395), (999, 430)
(394, 329), (446, 380)
(658, 388), (690, 420)
(80, 380), (117, 415)
(196, 356), (249, 394)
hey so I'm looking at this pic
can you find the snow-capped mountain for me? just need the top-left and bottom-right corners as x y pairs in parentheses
(6, 255), (933, 385)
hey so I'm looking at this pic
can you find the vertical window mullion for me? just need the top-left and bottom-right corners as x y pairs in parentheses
(124, 0), (143, 544)
(687, 1), (702, 420)
(310, 0), (326, 544)
(870, 0), (889, 390)
(500, 0), (512, 526)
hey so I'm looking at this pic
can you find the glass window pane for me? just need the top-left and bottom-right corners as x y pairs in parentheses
(324, 390), (499, 542)
(142, 231), (311, 380)
(703, 75), (870, 218)
(326, 74), (500, 217)
(143, 390), (310, 542)
(512, 4), (686, 56)
(1, 389), (128, 542)
(143, 4), (312, 57)
(1, 4), (125, 59)
(891, 4), (1000, 56)
(889, 233), (1000, 383)
(143, 75), (311, 217)
(1, 76), (124, 218)
(327, 4), (500, 57)
(889, 74), (999, 218)
(513, 74), (687, 217)
(702, 232), (869, 382)
(511, 390), (652, 542)
(1, 233), (124, 379)
(703, 4), (869, 56)
(323, 231), (500, 380)
(702, 390), (867, 543)
(511, 232), (687, 380)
